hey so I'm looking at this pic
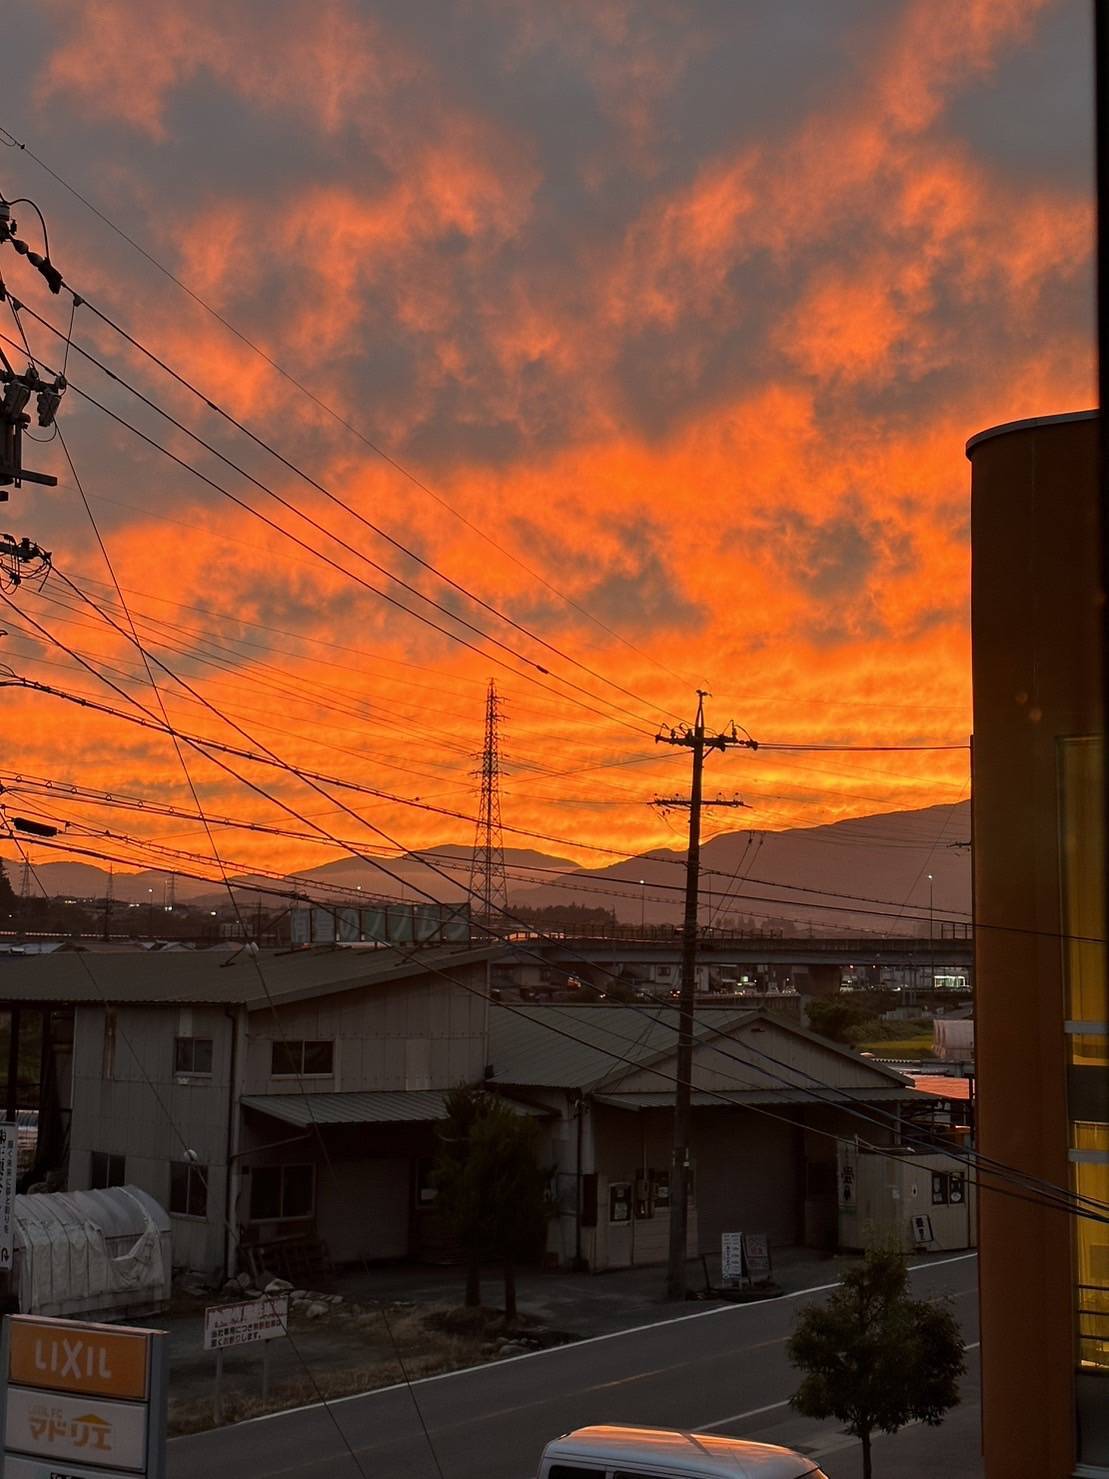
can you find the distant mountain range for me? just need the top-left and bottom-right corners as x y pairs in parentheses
(2, 801), (971, 936)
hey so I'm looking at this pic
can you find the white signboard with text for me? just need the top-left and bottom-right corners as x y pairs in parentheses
(204, 1295), (289, 1351)
(4, 1386), (147, 1470)
(0, 1121), (17, 1272)
(743, 1232), (771, 1282)
(721, 1231), (744, 1286)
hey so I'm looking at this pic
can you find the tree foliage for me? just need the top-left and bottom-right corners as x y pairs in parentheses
(805, 998), (874, 1043)
(787, 1246), (965, 1479)
(432, 1085), (548, 1319)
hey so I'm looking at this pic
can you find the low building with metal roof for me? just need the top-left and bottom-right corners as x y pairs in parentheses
(485, 1003), (948, 1272)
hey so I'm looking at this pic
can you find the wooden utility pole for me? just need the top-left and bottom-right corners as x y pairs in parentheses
(655, 692), (755, 1300)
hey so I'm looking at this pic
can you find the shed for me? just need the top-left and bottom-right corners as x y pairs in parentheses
(12, 1184), (172, 1319)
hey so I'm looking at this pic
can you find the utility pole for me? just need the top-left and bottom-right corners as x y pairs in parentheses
(655, 692), (756, 1300)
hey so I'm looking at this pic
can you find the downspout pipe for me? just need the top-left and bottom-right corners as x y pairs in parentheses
(223, 1006), (247, 1281)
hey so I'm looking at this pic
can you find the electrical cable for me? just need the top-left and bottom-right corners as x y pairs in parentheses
(4, 579), (1096, 1224)
(20, 294), (685, 731)
(0, 770), (977, 923)
(0, 325), (661, 741)
(61, 428), (448, 1477)
(7, 820), (1104, 1228)
(3, 302), (674, 740)
(1, 828), (380, 1477)
(0, 125), (700, 697)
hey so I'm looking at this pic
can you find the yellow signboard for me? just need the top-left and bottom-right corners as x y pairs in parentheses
(8, 1318), (149, 1401)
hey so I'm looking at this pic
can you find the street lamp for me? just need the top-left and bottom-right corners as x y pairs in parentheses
(639, 879), (646, 933)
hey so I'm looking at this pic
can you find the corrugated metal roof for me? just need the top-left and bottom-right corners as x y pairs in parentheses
(594, 1086), (921, 1109)
(242, 1090), (455, 1125)
(908, 1074), (973, 1101)
(0, 944), (496, 1008)
(489, 1005), (753, 1087)
(242, 1089), (548, 1126)
(490, 1005), (914, 1100)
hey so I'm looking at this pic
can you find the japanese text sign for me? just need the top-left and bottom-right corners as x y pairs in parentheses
(204, 1296), (289, 1351)
(0, 1122), (16, 1271)
(5, 1387), (147, 1470)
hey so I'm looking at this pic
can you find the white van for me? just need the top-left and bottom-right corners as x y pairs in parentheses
(537, 1425), (829, 1479)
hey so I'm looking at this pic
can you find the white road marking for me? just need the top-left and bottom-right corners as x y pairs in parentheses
(695, 1399), (791, 1432)
(173, 1251), (978, 1439)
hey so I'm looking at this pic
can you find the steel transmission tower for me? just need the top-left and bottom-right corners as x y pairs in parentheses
(468, 680), (509, 926)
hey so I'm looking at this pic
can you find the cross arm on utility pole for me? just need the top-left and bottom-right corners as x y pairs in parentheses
(653, 796), (749, 809)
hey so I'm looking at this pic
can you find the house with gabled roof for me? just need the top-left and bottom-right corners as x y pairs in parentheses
(487, 1004), (923, 1271)
(0, 943), (498, 1281)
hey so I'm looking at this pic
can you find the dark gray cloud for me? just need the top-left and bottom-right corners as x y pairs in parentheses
(944, 3), (1093, 192)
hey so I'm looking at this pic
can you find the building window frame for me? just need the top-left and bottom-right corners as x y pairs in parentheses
(248, 1163), (315, 1222)
(89, 1151), (126, 1190)
(270, 1040), (334, 1078)
(174, 1036), (214, 1076)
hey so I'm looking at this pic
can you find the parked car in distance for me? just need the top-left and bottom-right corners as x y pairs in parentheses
(537, 1425), (830, 1478)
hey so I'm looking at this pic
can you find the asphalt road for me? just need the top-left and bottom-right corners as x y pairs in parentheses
(168, 1253), (980, 1479)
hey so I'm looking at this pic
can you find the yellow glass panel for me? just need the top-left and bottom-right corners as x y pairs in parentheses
(1074, 1125), (1109, 1371)
(1059, 737), (1107, 1064)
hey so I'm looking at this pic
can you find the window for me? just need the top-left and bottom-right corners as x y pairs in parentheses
(249, 1163), (314, 1221)
(169, 1160), (208, 1218)
(270, 1040), (333, 1077)
(548, 1468), (605, 1479)
(1073, 1124), (1109, 1371)
(174, 1036), (213, 1075)
(90, 1152), (125, 1189)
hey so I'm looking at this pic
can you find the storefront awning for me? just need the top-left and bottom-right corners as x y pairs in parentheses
(241, 1089), (547, 1126)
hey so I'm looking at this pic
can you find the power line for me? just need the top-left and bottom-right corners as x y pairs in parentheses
(2, 570), (1094, 1230)
(0, 824), (384, 1477)
(0, 323), (661, 742)
(5, 296), (674, 739)
(10, 814), (1106, 1230)
(68, 414), (447, 1475)
(30, 581), (687, 794)
(0, 123), (699, 697)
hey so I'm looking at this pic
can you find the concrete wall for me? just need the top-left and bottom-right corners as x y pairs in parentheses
(69, 1002), (234, 1279)
(837, 1145), (975, 1252)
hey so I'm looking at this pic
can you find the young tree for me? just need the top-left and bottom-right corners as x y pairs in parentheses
(466, 1107), (548, 1321)
(433, 1085), (493, 1307)
(787, 1246), (965, 1479)
(432, 1087), (548, 1319)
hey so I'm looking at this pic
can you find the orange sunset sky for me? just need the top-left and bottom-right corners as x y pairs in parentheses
(0, 0), (1095, 890)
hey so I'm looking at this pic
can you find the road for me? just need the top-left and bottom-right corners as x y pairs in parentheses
(169, 1253), (980, 1479)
